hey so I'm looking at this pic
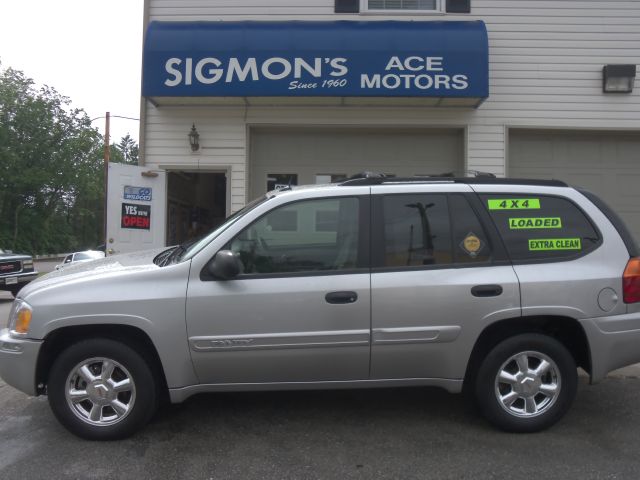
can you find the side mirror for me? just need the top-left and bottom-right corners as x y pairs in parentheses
(208, 250), (242, 280)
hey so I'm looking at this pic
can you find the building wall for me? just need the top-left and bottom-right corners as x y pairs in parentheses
(142, 0), (640, 212)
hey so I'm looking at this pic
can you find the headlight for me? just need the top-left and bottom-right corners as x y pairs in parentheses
(8, 299), (33, 336)
(22, 259), (34, 271)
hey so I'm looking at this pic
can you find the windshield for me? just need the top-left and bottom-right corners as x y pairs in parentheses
(179, 194), (271, 262)
(75, 251), (105, 261)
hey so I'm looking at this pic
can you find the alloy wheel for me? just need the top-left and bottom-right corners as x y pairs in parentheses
(64, 357), (136, 426)
(494, 351), (561, 418)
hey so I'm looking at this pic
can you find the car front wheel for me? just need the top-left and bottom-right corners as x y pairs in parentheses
(48, 338), (159, 440)
(474, 333), (577, 432)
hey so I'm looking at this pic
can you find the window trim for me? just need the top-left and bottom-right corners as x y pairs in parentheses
(370, 192), (508, 274)
(464, 192), (510, 263)
(200, 195), (371, 281)
(478, 192), (604, 266)
(359, 0), (445, 15)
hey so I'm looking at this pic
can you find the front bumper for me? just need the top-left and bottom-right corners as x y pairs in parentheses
(581, 312), (640, 383)
(0, 272), (38, 290)
(0, 328), (42, 396)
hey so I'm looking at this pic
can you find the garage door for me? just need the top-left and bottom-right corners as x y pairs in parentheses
(249, 127), (464, 199)
(509, 129), (640, 242)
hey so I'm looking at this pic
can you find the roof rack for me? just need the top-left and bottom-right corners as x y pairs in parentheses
(338, 172), (568, 188)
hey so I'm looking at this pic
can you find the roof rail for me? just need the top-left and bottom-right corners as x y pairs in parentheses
(339, 172), (567, 188)
(344, 171), (387, 181)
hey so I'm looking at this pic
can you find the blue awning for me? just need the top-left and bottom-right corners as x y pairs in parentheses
(143, 21), (488, 106)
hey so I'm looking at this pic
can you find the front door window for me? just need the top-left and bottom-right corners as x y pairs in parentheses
(226, 197), (361, 275)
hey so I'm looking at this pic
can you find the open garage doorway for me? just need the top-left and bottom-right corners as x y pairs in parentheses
(166, 171), (227, 246)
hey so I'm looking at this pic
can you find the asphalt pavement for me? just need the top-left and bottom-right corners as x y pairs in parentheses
(1, 367), (640, 479)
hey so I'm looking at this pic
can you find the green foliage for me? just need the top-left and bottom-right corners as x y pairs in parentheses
(114, 134), (139, 164)
(0, 63), (139, 254)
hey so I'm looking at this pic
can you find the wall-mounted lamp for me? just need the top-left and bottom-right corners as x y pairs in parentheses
(603, 64), (636, 93)
(188, 124), (200, 151)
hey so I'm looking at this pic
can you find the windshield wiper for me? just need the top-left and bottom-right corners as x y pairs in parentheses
(153, 247), (175, 266)
(154, 244), (186, 267)
(164, 244), (187, 266)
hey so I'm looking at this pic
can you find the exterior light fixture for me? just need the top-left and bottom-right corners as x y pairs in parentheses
(603, 65), (636, 93)
(188, 124), (200, 151)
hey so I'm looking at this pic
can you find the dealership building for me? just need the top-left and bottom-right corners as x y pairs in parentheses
(116, 0), (639, 251)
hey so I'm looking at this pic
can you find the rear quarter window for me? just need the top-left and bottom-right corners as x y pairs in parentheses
(480, 194), (601, 262)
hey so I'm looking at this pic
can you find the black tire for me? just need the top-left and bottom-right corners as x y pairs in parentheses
(48, 338), (159, 440)
(474, 333), (577, 433)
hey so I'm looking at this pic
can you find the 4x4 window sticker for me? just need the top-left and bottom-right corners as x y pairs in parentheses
(487, 198), (541, 210)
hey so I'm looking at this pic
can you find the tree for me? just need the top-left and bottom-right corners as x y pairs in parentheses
(113, 134), (139, 165)
(0, 63), (104, 254)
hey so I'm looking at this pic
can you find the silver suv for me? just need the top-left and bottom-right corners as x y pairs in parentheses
(2, 176), (640, 440)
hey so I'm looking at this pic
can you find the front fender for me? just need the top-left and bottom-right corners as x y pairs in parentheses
(37, 314), (198, 389)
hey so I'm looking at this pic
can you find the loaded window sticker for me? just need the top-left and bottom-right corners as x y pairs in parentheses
(509, 217), (562, 229)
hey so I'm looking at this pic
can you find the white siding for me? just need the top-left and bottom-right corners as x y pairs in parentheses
(142, 0), (640, 206)
(143, 106), (247, 211)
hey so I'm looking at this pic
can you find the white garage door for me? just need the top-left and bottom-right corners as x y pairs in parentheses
(509, 129), (640, 242)
(249, 127), (464, 199)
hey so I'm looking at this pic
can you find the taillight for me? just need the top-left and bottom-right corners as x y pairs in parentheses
(623, 257), (640, 304)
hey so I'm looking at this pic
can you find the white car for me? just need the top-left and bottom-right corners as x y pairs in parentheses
(55, 250), (105, 270)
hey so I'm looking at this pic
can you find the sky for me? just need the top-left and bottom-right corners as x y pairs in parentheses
(0, 0), (144, 143)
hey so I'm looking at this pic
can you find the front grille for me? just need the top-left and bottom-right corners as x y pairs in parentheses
(0, 261), (21, 274)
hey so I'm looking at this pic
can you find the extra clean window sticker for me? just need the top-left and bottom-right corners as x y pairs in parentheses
(460, 232), (483, 258)
(528, 238), (581, 251)
(487, 199), (541, 210)
(509, 217), (562, 229)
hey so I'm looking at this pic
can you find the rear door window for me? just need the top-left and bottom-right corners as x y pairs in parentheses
(373, 193), (492, 269)
(381, 194), (452, 267)
(480, 194), (600, 262)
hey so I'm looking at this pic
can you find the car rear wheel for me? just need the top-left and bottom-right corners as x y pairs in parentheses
(48, 338), (159, 440)
(474, 333), (577, 432)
